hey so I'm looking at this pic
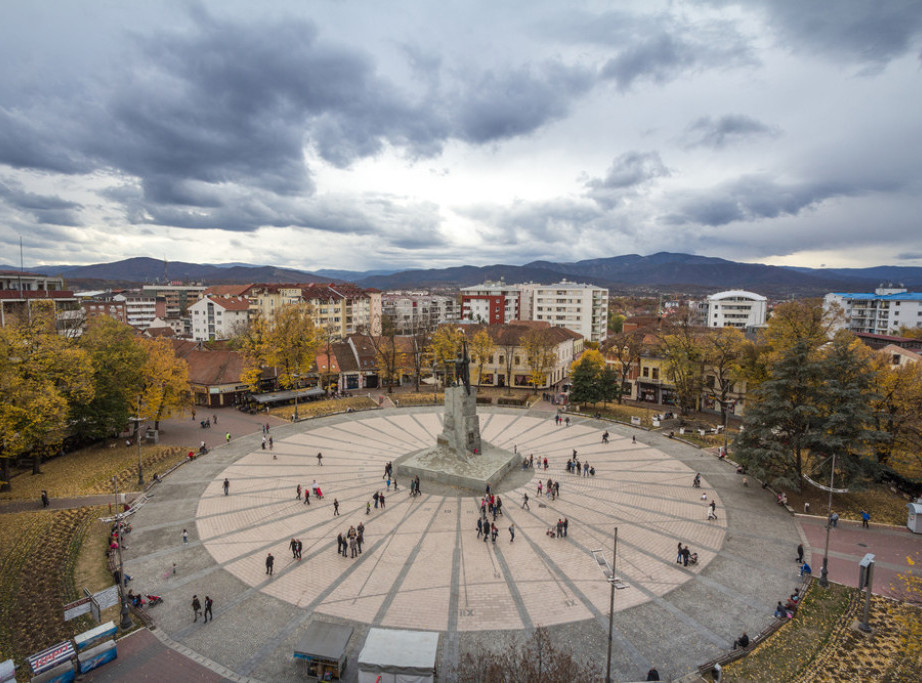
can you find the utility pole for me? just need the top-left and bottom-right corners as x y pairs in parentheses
(591, 528), (622, 683)
(820, 452), (836, 588)
(113, 477), (132, 630)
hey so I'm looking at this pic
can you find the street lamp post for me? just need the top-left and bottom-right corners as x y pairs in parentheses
(820, 452), (836, 588)
(293, 375), (300, 422)
(113, 476), (132, 630)
(591, 528), (620, 683)
(129, 396), (145, 487)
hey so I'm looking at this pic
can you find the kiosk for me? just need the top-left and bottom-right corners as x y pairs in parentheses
(357, 628), (439, 683)
(293, 621), (354, 680)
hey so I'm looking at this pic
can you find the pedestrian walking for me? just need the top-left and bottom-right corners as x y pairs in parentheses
(333, 498), (340, 516)
(509, 524), (515, 542)
(225, 432), (231, 443)
(297, 484), (302, 500)
(491, 522), (498, 543)
(337, 532), (345, 557)
(522, 492), (530, 510)
(304, 488), (310, 505)
(563, 517), (568, 537)
(296, 539), (303, 559)
(317, 452), (323, 466)
(192, 595), (202, 622)
(632, 435), (636, 444)
(203, 595), (213, 622)
(676, 542), (683, 564)
(477, 517), (483, 538)
(223, 478), (229, 495)
(379, 492), (385, 508)
(261, 436), (266, 450)
(386, 476), (391, 490)
(707, 500), (717, 521)
(213, 414), (217, 425)
(269, 436), (273, 449)
(829, 511), (839, 528)
(796, 543), (804, 563)
(366, 501), (371, 515)
(265, 553), (274, 575)
(40, 490), (49, 508)
(182, 528), (189, 544)
(356, 523), (364, 554)
(290, 537), (298, 558)
(861, 510), (870, 528)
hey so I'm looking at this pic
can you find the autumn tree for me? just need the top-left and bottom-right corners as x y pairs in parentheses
(369, 314), (403, 393)
(452, 626), (601, 683)
(0, 304), (94, 488)
(409, 316), (435, 391)
(235, 314), (271, 390)
(605, 329), (645, 404)
(701, 327), (747, 424)
(656, 322), (705, 415)
(522, 328), (556, 393)
(429, 325), (464, 384)
(469, 327), (496, 386)
(137, 337), (191, 431)
(265, 304), (322, 392)
(71, 317), (148, 442)
(496, 327), (520, 393)
(870, 354), (922, 467)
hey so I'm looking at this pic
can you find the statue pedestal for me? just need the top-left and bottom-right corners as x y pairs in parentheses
(437, 386), (482, 455)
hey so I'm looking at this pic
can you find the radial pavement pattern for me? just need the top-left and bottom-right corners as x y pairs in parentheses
(196, 411), (726, 632)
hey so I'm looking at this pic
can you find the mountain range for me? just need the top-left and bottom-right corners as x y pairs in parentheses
(5, 253), (922, 297)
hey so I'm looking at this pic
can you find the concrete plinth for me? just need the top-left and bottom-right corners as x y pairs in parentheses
(394, 441), (521, 492)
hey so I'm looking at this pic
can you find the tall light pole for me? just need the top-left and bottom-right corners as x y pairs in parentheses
(820, 453), (836, 588)
(113, 476), (132, 630)
(129, 396), (146, 487)
(591, 527), (620, 683)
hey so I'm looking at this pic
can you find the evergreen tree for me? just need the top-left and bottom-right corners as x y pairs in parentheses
(568, 354), (602, 406)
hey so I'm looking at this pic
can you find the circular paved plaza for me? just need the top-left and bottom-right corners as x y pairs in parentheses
(125, 407), (802, 681)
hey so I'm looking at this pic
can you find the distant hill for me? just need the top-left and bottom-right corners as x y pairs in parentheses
(10, 253), (922, 297)
(355, 252), (882, 296)
(29, 257), (336, 290)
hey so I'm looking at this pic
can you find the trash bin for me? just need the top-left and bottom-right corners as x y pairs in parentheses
(907, 503), (922, 534)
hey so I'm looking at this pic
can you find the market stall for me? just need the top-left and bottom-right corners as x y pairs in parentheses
(293, 621), (354, 680)
(357, 628), (439, 683)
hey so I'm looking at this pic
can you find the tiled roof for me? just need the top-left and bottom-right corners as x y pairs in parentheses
(205, 284), (254, 297)
(208, 295), (250, 311)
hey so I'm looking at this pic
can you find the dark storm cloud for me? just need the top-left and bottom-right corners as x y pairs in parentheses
(454, 64), (594, 143)
(584, 152), (669, 208)
(461, 198), (603, 244)
(724, 0), (922, 66)
(683, 115), (781, 149)
(664, 175), (872, 227)
(0, 180), (83, 226)
(0, 109), (89, 175)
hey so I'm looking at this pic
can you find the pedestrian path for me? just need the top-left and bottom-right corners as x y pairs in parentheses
(0, 493), (140, 514)
(121, 407), (803, 682)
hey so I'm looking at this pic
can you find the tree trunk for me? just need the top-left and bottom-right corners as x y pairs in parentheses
(1, 457), (11, 492)
(32, 448), (42, 475)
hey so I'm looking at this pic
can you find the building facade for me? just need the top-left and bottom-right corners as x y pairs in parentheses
(0, 270), (80, 331)
(825, 286), (922, 335)
(704, 290), (768, 329)
(190, 295), (250, 341)
(460, 283), (524, 324)
(381, 293), (459, 333)
(522, 281), (609, 343)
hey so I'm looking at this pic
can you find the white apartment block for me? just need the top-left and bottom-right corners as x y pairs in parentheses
(190, 295), (250, 341)
(521, 281), (609, 343)
(114, 292), (157, 330)
(825, 286), (922, 335)
(704, 290), (767, 329)
(141, 284), (207, 317)
(381, 293), (459, 333)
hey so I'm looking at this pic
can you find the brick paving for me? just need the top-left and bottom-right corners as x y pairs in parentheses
(119, 406), (811, 681)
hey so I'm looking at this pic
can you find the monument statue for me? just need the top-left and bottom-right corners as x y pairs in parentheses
(394, 334), (520, 491)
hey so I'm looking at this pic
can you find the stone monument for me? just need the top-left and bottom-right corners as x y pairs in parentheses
(394, 339), (521, 491)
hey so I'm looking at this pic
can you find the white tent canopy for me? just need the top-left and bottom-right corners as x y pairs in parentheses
(357, 628), (439, 683)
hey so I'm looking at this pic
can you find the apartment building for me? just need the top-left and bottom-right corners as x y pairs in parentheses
(190, 295), (250, 341)
(522, 281), (608, 343)
(220, 283), (382, 338)
(80, 294), (128, 325)
(461, 280), (608, 343)
(113, 292), (158, 330)
(381, 292), (459, 333)
(141, 283), (207, 318)
(0, 270), (80, 331)
(703, 290), (767, 329)
(825, 285), (922, 335)
(460, 283), (524, 324)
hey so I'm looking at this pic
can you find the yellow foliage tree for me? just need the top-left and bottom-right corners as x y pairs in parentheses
(522, 328), (556, 393)
(264, 304), (322, 390)
(569, 347), (606, 376)
(0, 304), (94, 488)
(369, 315), (405, 393)
(702, 327), (747, 424)
(429, 325), (464, 384)
(870, 354), (922, 469)
(468, 327), (496, 385)
(138, 337), (191, 430)
(236, 314), (271, 391)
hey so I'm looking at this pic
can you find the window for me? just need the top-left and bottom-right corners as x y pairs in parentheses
(642, 367), (649, 378)
(652, 368), (659, 380)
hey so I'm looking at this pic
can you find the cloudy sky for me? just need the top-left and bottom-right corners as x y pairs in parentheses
(1, 0), (921, 273)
